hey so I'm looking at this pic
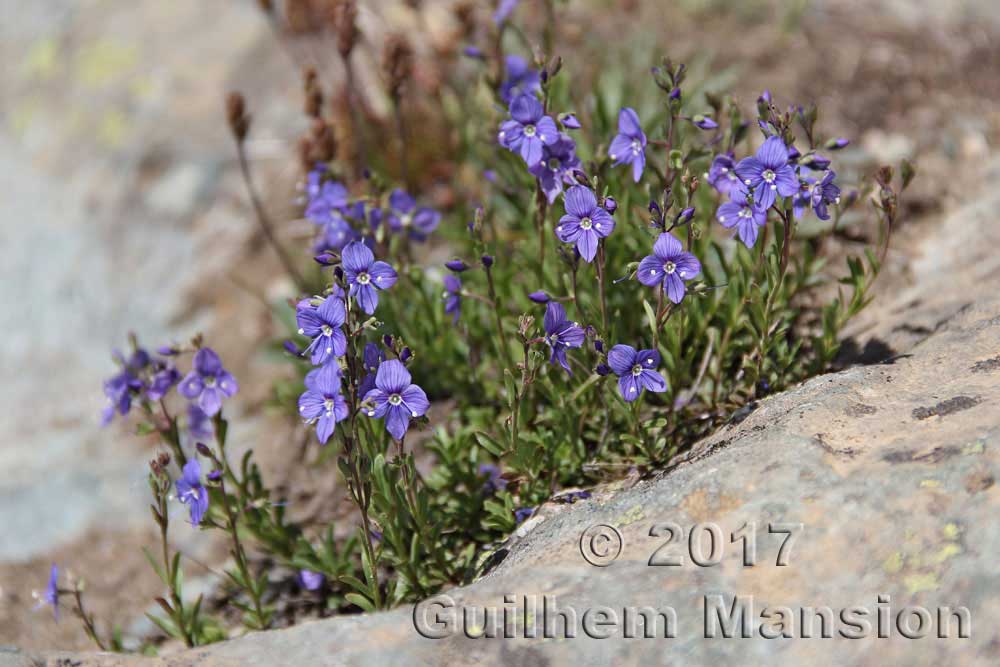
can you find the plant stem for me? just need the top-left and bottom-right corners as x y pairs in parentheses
(234, 141), (306, 290)
(484, 264), (513, 369)
(596, 244), (609, 334)
(534, 184), (549, 288)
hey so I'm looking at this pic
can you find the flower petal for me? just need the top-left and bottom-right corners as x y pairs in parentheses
(217, 371), (239, 397)
(535, 116), (558, 145)
(774, 165), (799, 197)
(199, 386), (223, 416)
(636, 348), (660, 368)
(653, 233), (683, 261)
(618, 107), (642, 137)
(632, 150), (645, 182)
(564, 185), (597, 217)
(640, 370), (668, 393)
(618, 374), (640, 402)
(194, 348), (222, 376)
(555, 216), (582, 243)
(590, 209), (615, 238)
(607, 344), (636, 376)
(576, 228), (598, 262)
(298, 389), (326, 420)
(664, 272), (686, 304)
(375, 359), (411, 394)
(674, 252), (701, 281)
(608, 133), (634, 164)
(757, 135), (789, 169)
(401, 384), (430, 417)
(354, 283), (379, 315)
(637, 255), (665, 286)
(520, 136), (543, 167)
(178, 371), (204, 399)
(342, 241), (374, 273)
(543, 301), (567, 333)
(369, 261), (398, 290)
(510, 94), (542, 124)
(318, 295), (346, 327)
(385, 404), (411, 440)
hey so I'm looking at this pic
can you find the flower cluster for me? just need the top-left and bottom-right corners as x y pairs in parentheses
(295, 240), (428, 443)
(710, 133), (842, 248)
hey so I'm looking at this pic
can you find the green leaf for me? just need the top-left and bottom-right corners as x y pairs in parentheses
(345, 593), (376, 613)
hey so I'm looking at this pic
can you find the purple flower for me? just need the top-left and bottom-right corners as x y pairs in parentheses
(514, 507), (535, 523)
(529, 132), (581, 204)
(188, 403), (214, 441)
(343, 242), (398, 315)
(298, 362), (348, 445)
(636, 233), (702, 304)
(498, 95), (558, 168)
(178, 348), (239, 417)
(707, 153), (741, 196)
(607, 345), (668, 402)
(443, 274), (462, 324)
(176, 458), (209, 526)
(299, 569), (325, 591)
(809, 170), (841, 220)
(827, 138), (850, 150)
(38, 563), (60, 620)
(100, 350), (147, 425)
(734, 136), (799, 210)
(296, 295), (347, 365)
(478, 463), (508, 494)
(315, 214), (359, 252)
(499, 55), (540, 104)
(305, 180), (349, 225)
(609, 107), (647, 183)
(717, 184), (767, 248)
(692, 115), (718, 130)
(445, 259), (468, 272)
(363, 360), (430, 440)
(555, 185), (616, 262)
(602, 196), (617, 214)
(542, 301), (585, 373)
(386, 189), (440, 240)
(146, 361), (180, 401)
(358, 342), (384, 399)
(463, 45), (485, 59)
(493, 0), (520, 24)
(528, 290), (551, 304)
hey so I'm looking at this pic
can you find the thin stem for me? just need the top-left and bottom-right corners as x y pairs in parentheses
(234, 141), (306, 289)
(72, 587), (107, 651)
(596, 244), (608, 334)
(534, 184), (549, 287)
(484, 265), (513, 369)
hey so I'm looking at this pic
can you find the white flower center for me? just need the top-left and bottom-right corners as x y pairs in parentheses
(357, 273), (371, 285)
(631, 364), (643, 376)
(763, 169), (776, 183)
(663, 261), (677, 275)
(523, 124), (536, 137)
(389, 394), (402, 406)
(321, 324), (333, 336)
(580, 217), (593, 230)
(631, 140), (641, 155)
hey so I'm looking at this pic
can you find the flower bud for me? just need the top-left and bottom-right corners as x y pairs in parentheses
(462, 45), (485, 59)
(594, 340), (604, 353)
(157, 345), (178, 356)
(383, 335), (394, 348)
(669, 87), (682, 101)
(208, 469), (223, 481)
(559, 112), (581, 129)
(283, 340), (302, 356)
(225, 91), (250, 142)
(804, 154), (830, 170)
(692, 114), (718, 130)
(445, 259), (469, 272)
(602, 196), (617, 214)
(195, 442), (213, 458)
(528, 291), (550, 304)
(314, 253), (336, 266)
(676, 207), (695, 225)
(400, 347), (412, 362)
(481, 254), (494, 268)
(826, 138), (850, 150)
(595, 363), (611, 376)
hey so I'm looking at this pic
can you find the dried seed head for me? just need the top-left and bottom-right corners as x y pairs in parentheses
(383, 34), (414, 99)
(225, 91), (250, 142)
(334, 1), (359, 57)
